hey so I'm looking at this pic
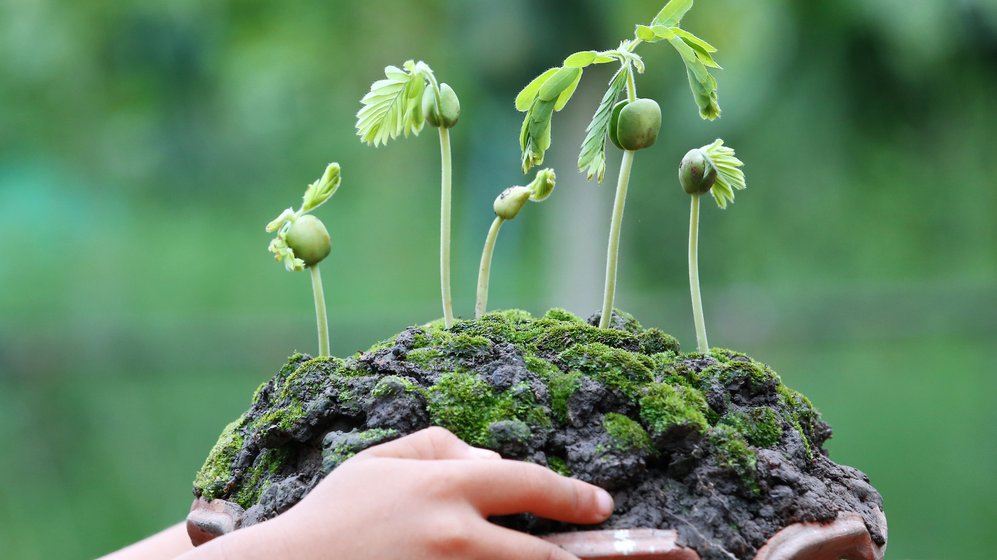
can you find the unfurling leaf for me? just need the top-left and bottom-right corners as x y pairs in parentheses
(356, 60), (436, 146)
(301, 163), (342, 213)
(527, 168), (556, 201)
(520, 97), (557, 173)
(266, 208), (296, 233)
(577, 69), (628, 182)
(700, 139), (745, 209)
(515, 67), (559, 112)
(668, 37), (721, 120)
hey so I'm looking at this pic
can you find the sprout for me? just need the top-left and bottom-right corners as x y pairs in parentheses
(475, 169), (556, 318)
(356, 61), (461, 328)
(679, 139), (746, 353)
(266, 163), (342, 357)
(599, 96), (661, 329)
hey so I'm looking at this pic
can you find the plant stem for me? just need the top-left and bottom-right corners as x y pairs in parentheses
(599, 149), (636, 329)
(475, 216), (504, 319)
(309, 265), (330, 357)
(688, 194), (709, 354)
(438, 127), (455, 328)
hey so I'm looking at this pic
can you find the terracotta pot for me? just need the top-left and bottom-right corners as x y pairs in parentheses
(187, 498), (886, 559)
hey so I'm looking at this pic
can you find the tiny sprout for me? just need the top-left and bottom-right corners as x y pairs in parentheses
(357, 61), (461, 328)
(680, 139), (746, 354)
(475, 169), (557, 319)
(609, 98), (661, 151)
(266, 162), (342, 357)
(422, 83), (460, 129)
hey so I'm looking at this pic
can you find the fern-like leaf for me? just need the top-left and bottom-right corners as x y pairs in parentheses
(356, 60), (435, 147)
(701, 139), (745, 209)
(577, 69), (628, 182)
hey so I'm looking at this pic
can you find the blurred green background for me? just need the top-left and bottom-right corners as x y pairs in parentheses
(1, 0), (994, 558)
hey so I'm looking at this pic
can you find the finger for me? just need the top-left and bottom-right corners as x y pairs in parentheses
(470, 523), (581, 560)
(450, 460), (614, 524)
(355, 426), (500, 461)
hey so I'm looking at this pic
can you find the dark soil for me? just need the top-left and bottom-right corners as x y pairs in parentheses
(193, 309), (885, 560)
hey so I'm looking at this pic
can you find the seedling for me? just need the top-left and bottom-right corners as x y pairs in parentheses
(356, 60), (461, 328)
(678, 139), (746, 353)
(475, 168), (556, 319)
(514, 0), (722, 328)
(266, 163), (342, 357)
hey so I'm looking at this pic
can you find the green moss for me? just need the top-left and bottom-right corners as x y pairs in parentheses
(547, 455), (572, 477)
(777, 384), (821, 458)
(603, 412), (654, 453)
(256, 400), (306, 432)
(559, 342), (654, 401)
(426, 371), (548, 446)
(441, 333), (493, 359)
(234, 447), (289, 508)
(194, 417), (246, 500)
(547, 370), (582, 424)
(638, 328), (681, 354)
(542, 308), (584, 324)
(639, 383), (710, 435)
(404, 347), (444, 368)
(708, 424), (759, 492)
(322, 428), (399, 472)
(530, 322), (638, 355)
(720, 406), (782, 448)
(372, 375), (420, 398)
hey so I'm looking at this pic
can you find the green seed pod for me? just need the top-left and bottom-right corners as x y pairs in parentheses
(679, 148), (717, 195)
(615, 98), (661, 151)
(608, 100), (629, 150)
(493, 186), (532, 220)
(423, 83), (461, 129)
(285, 214), (331, 266)
(538, 67), (581, 102)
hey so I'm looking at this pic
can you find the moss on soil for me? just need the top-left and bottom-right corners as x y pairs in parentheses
(194, 308), (826, 508)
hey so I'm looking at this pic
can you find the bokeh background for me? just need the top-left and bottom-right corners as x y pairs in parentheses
(1, 0), (994, 558)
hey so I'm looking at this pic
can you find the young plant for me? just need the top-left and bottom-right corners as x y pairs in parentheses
(475, 169), (556, 319)
(356, 60), (461, 328)
(678, 139), (746, 353)
(266, 163), (342, 357)
(514, 0), (723, 329)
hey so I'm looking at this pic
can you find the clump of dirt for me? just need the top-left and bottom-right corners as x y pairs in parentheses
(192, 309), (885, 560)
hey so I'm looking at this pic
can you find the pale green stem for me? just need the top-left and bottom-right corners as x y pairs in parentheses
(309, 265), (330, 357)
(475, 216), (505, 319)
(438, 127), (455, 328)
(599, 149), (636, 329)
(688, 194), (709, 354)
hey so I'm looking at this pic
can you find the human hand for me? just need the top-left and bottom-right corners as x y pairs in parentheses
(181, 426), (614, 560)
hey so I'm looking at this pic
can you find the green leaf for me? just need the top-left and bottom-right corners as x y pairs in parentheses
(652, 0), (694, 27)
(301, 162), (342, 213)
(528, 168), (556, 201)
(577, 69), (628, 182)
(670, 27), (716, 52)
(356, 60), (435, 146)
(671, 28), (721, 68)
(650, 25), (676, 41)
(563, 51), (597, 68)
(635, 25), (658, 42)
(515, 67), (559, 112)
(520, 97), (557, 173)
(700, 139), (745, 209)
(554, 67), (584, 111)
(266, 208), (295, 233)
(668, 37), (721, 120)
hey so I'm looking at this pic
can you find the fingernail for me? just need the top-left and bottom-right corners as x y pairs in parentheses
(596, 489), (615, 517)
(470, 447), (501, 459)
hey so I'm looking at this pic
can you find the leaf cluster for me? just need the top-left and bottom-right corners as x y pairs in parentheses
(266, 163), (342, 271)
(699, 139), (745, 209)
(516, 0), (724, 181)
(356, 60), (438, 147)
